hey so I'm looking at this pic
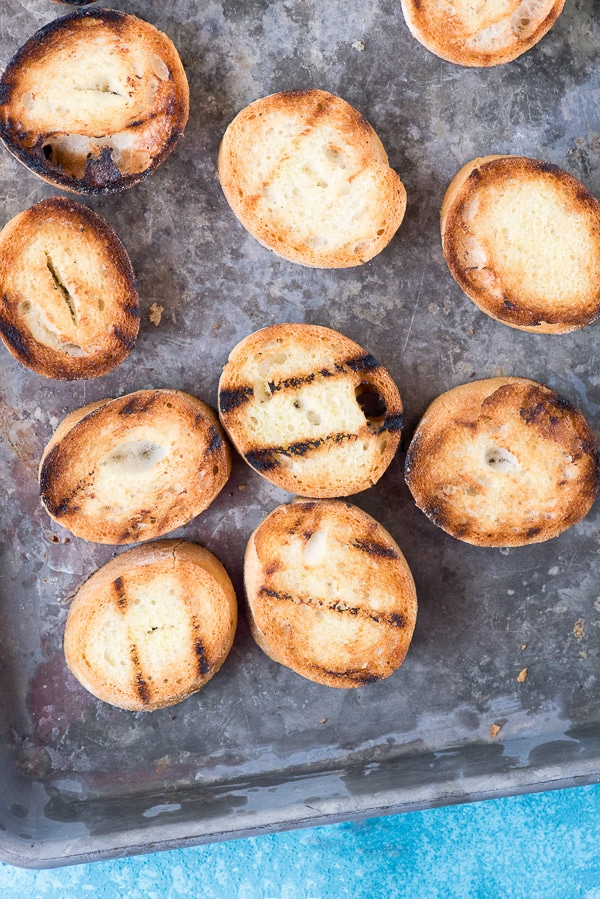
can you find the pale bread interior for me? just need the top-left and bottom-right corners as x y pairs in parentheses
(461, 176), (599, 312)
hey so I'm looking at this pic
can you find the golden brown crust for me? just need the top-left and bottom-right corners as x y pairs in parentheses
(218, 323), (403, 497)
(0, 9), (189, 195)
(64, 539), (238, 710)
(0, 197), (139, 378)
(401, 0), (565, 67)
(405, 377), (599, 547)
(217, 89), (406, 267)
(39, 389), (232, 544)
(244, 499), (417, 688)
(441, 156), (600, 333)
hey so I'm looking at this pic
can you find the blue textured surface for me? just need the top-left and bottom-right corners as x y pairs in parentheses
(1, 785), (600, 897)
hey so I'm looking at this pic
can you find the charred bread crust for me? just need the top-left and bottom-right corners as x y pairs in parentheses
(400, 0), (565, 67)
(64, 539), (238, 711)
(217, 89), (407, 268)
(0, 9), (189, 195)
(218, 323), (403, 497)
(244, 499), (417, 688)
(39, 389), (232, 544)
(0, 196), (139, 379)
(441, 156), (600, 334)
(405, 377), (599, 547)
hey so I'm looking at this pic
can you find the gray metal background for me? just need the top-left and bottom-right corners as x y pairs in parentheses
(0, 0), (599, 868)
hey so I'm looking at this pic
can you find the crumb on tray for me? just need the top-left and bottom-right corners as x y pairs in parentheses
(517, 668), (528, 683)
(490, 724), (501, 739)
(149, 303), (164, 326)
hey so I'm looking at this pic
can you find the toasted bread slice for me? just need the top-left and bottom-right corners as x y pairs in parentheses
(0, 9), (189, 194)
(218, 324), (403, 497)
(441, 156), (600, 334)
(217, 89), (407, 267)
(405, 377), (599, 547)
(401, 0), (565, 67)
(39, 389), (231, 544)
(64, 540), (238, 710)
(245, 499), (417, 688)
(0, 197), (139, 379)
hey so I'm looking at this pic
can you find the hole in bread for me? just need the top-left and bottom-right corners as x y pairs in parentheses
(102, 440), (167, 474)
(484, 446), (519, 473)
(355, 383), (386, 432)
(303, 528), (328, 567)
(19, 301), (31, 314)
(43, 144), (53, 161)
(212, 465), (219, 475)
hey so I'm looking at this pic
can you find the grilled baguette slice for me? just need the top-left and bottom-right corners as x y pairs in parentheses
(0, 9), (189, 194)
(39, 389), (231, 544)
(64, 540), (237, 711)
(245, 499), (417, 688)
(405, 377), (599, 547)
(217, 89), (407, 268)
(441, 155), (600, 334)
(0, 197), (139, 379)
(218, 323), (403, 497)
(401, 0), (565, 67)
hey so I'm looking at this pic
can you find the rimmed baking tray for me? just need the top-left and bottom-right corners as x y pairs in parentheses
(1, 0), (599, 868)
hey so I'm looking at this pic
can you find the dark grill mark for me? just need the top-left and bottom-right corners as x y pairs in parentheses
(45, 252), (77, 323)
(130, 645), (150, 705)
(205, 425), (223, 453)
(352, 540), (399, 559)
(259, 586), (404, 629)
(219, 386), (253, 414)
(379, 413), (403, 433)
(118, 393), (156, 416)
(268, 372), (315, 393)
(527, 527), (542, 538)
(245, 432), (357, 471)
(114, 576), (127, 610)
(194, 638), (211, 677)
(344, 354), (380, 373)
(0, 317), (30, 360)
(83, 146), (121, 188)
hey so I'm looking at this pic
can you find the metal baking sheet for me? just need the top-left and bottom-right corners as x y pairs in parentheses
(1, 0), (599, 869)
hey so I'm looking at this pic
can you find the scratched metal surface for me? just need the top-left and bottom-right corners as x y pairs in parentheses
(0, 0), (599, 868)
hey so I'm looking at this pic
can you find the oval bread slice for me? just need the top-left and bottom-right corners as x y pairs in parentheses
(218, 323), (404, 497)
(405, 377), (599, 547)
(441, 156), (600, 334)
(64, 540), (237, 711)
(0, 197), (139, 379)
(217, 89), (407, 267)
(401, 0), (565, 67)
(245, 499), (417, 688)
(0, 9), (189, 194)
(39, 389), (231, 544)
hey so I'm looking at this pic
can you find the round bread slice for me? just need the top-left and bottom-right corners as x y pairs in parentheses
(0, 197), (139, 379)
(218, 323), (403, 497)
(217, 89), (407, 268)
(400, 0), (565, 67)
(441, 156), (600, 334)
(64, 540), (238, 711)
(0, 9), (189, 194)
(405, 377), (599, 547)
(244, 499), (417, 688)
(39, 389), (232, 544)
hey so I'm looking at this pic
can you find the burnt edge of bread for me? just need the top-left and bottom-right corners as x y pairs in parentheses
(0, 197), (140, 379)
(442, 157), (600, 331)
(0, 9), (188, 195)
